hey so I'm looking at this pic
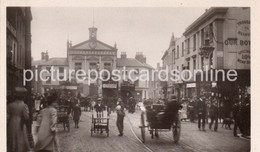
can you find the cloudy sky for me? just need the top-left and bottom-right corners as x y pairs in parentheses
(31, 7), (207, 67)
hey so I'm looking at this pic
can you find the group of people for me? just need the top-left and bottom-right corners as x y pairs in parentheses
(7, 87), (61, 152)
(185, 95), (250, 137)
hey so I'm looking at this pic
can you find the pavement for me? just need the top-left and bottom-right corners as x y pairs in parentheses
(32, 110), (250, 152)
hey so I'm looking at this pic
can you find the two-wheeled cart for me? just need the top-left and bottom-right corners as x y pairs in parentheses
(139, 104), (181, 143)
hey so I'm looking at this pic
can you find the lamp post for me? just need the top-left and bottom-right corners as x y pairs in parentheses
(97, 62), (102, 98)
(199, 38), (215, 97)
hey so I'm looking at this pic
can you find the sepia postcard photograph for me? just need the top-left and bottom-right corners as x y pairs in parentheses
(2, 3), (255, 152)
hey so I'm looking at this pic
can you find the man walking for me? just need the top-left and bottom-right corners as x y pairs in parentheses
(116, 98), (125, 136)
(197, 97), (207, 131)
(209, 98), (218, 131)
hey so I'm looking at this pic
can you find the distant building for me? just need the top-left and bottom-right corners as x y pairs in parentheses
(116, 52), (154, 101)
(67, 27), (118, 97)
(32, 51), (69, 94)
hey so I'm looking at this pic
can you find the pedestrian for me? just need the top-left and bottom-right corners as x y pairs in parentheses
(116, 98), (125, 136)
(94, 98), (105, 117)
(72, 104), (81, 128)
(197, 97), (207, 131)
(209, 98), (218, 131)
(35, 92), (60, 152)
(233, 99), (243, 137)
(7, 87), (30, 152)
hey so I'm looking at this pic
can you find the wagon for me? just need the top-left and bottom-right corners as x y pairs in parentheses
(90, 110), (110, 137)
(139, 103), (181, 143)
(57, 105), (70, 132)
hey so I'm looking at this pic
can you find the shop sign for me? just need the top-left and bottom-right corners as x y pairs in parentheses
(102, 83), (117, 89)
(237, 50), (250, 64)
(237, 20), (250, 36)
(186, 83), (196, 88)
(65, 86), (78, 90)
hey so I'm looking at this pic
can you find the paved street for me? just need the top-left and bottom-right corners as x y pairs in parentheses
(46, 110), (250, 152)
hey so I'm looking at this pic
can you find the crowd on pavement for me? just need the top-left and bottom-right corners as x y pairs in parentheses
(7, 86), (250, 152)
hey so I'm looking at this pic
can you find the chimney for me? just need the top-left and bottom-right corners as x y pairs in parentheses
(41, 51), (49, 61)
(41, 52), (45, 60)
(45, 50), (49, 60)
(135, 52), (146, 63)
(121, 52), (127, 59)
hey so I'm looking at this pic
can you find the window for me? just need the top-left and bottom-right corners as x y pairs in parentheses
(59, 67), (64, 73)
(46, 67), (51, 72)
(201, 56), (204, 70)
(187, 38), (190, 54)
(187, 61), (190, 70)
(75, 62), (82, 72)
(182, 42), (184, 57)
(135, 69), (139, 75)
(134, 79), (139, 87)
(90, 62), (97, 69)
(201, 29), (204, 45)
(46, 76), (51, 84)
(104, 63), (111, 70)
(177, 45), (179, 59)
(193, 58), (196, 70)
(193, 34), (196, 51)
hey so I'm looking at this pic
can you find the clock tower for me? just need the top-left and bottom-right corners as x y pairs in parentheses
(89, 27), (97, 40)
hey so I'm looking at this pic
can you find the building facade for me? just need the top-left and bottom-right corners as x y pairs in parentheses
(67, 27), (118, 97)
(116, 52), (155, 102)
(7, 7), (32, 94)
(162, 7), (250, 101)
(32, 51), (70, 94)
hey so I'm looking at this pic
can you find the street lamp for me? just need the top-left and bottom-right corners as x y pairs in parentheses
(199, 38), (215, 70)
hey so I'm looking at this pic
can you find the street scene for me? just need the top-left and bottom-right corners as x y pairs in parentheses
(6, 7), (250, 152)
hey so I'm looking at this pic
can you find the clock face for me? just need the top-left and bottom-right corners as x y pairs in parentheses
(89, 41), (97, 49)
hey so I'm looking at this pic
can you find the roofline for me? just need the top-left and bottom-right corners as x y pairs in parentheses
(183, 7), (228, 36)
(69, 39), (117, 51)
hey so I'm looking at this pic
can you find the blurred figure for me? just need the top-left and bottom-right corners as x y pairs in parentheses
(72, 104), (81, 128)
(116, 98), (125, 136)
(7, 87), (30, 152)
(94, 98), (105, 117)
(188, 99), (196, 122)
(209, 98), (218, 131)
(128, 97), (136, 113)
(35, 93), (60, 152)
(197, 97), (207, 131)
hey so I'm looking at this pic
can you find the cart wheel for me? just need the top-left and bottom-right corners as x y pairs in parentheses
(140, 112), (146, 143)
(172, 119), (181, 143)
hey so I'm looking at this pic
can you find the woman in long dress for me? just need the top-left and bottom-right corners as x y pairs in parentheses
(72, 104), (81, 128)
(35, 93), (59, 152)
(7, 87), (30, 152)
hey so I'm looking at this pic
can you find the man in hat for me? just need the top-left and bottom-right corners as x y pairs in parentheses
(7, 87), (30, 152)
(94, 98), (105, 117)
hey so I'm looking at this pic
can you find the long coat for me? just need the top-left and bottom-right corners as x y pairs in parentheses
(35, 106), (58, 151)
(7, 100), (30, 152)
(72, 106), (81, 121)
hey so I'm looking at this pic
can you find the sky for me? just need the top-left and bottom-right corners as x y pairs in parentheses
(31, 7), (207, 68)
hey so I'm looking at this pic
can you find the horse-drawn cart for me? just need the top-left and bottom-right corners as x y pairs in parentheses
(139, 103), (181, 143)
